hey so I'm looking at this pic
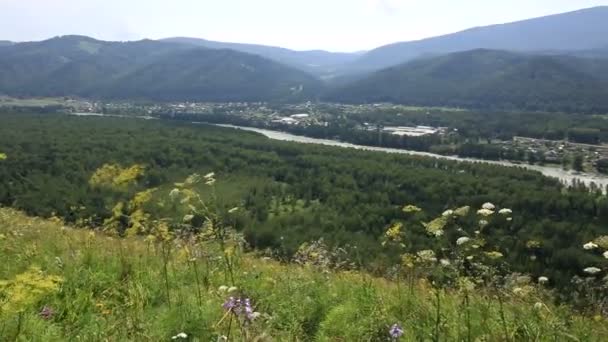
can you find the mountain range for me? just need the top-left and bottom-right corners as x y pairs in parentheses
(327, 49), (608, 112)
(1, 6), (608, 111)
(0, 36), (321, 102)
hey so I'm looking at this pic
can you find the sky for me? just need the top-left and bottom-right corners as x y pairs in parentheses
(1, 0), (608, 52)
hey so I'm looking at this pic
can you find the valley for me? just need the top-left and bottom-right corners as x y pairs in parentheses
(2, 3), (608, 340)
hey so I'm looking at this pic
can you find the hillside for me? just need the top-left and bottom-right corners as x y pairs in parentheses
(162, 37), (362, 76)
(2, 205), (607, 340)
(0, 36), (321, 102)
(348, 6), (608, 72)
(328, 49), (608, 112)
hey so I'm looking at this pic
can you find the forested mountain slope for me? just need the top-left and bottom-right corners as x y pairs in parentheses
(0, 36), (321, 102)
(328, 49), (608, 112)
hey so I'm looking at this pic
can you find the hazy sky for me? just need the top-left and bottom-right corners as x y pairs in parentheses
(2, 0), (608, 51)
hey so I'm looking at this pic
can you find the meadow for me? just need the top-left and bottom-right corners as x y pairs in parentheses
(1, 207), (607, 341)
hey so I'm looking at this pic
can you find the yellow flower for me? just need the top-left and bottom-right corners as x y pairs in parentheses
(385, 222), (403, 241)
(402, 205), (422, 213)
(485, 251), (504, 259)
(0, 153), (7, 160)
(454, 206), (470, 217)
(0, 267), (63, 314)
(423, 216), (447, 237)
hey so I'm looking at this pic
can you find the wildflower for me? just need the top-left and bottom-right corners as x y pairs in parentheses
(417, 250), (437, 263)
(479, 219), (489, 228)
(593, 236), (608, 249)
(218, 285), (229, 293)
(389, 323), (404, 339)
(228, 286), (238, 293)
(203, 172), (215, 180)
(169, 188), (180, 201)
(402, 205), (422, 213)
(171, 332), (188, 340)
(506, 217), (513, 221)
(442, 209), (454, 217)
(482, 202), (495, 210)
(533, 302), (543, 310)
(183, 214), (194, 223)
(440, 259), (451, 267)
(423, 216), (447, 237)
(485, 251), (503, 259)
(583, 267), (602, 275)
(39, 306), (54, 320)
(223, 297), (257, 321)
(583, 242), (599, 250)
(604, 251), (608, 259)
(185, 173), (202, 185)
(205, 179), (216, 186)
(228, 207), (239, 213)
(477, 208), (494, 216)
(538, 276), (549, 284)
(385, 222), (403, 242)
(498, 208), (512, 215)
(454, 206), (470, 217)
(0, 153), (7, 160)
(223, 297), (236, 310)
(456, 237), (471, 246)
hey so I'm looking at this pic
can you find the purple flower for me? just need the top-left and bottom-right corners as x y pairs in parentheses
(40, 306), (54, 320)
(389, 324), (404, 339)
(223, 297), (236, 310)
(222, 297), (258, 322)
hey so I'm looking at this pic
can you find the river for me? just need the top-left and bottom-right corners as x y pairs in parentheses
(213, 124), (608, 191)
(70, 113), (608, 190)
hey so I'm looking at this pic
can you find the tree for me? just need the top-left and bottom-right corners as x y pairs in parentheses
(573, 154), (584, 172)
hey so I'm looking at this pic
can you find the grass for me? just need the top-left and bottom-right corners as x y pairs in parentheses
(1, 207), (607, 341)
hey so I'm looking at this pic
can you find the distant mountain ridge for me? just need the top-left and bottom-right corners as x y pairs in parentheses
(0, 35), (321, 102)
(161, 37), (363, 76)
(327, 49), (608, 112)
(346, 6), (608, 73)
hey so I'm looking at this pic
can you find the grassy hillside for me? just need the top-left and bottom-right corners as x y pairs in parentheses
(1, 207), (607, 341)
(328, 49), (608, 112)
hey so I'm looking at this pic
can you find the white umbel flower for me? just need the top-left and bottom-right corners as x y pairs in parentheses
(604, 251), (608, 259)
(583, 242), (599, 250)
(442, 209), (454, 217)
(477, 209), (494, 216)
(538, 276), (549, 284)
(482, 202), (496, 210)
(456, 237), (471, 245)
(583, 267), (602, 275)
(498, 208), (512, 215)
(172, 332), (188, 339)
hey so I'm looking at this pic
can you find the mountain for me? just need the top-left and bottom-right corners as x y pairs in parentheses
(0, 35), (321, 102)
(348, 6), (608, 73)
(98, 48), (321, 102)
(161, 37), (362, 76)
(0, 40), (12, 47)
(327, 49), (608, 112)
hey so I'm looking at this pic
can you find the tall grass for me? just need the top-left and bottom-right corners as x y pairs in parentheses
(1, 207), (607, 341)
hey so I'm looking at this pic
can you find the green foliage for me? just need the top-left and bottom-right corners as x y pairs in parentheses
(1, 208), (606, 340)
(1, 113), (608, 296)
(328, 49), (608, 113)
(0, 36), (321, 102)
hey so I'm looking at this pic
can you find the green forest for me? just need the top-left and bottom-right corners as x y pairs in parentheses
(1, 113), (607, 302)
